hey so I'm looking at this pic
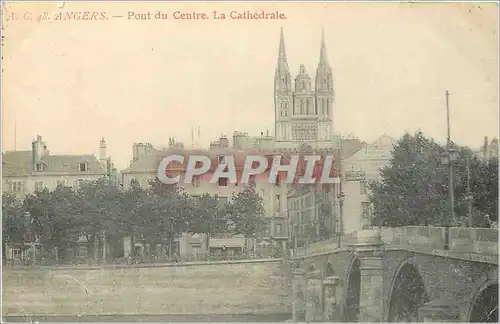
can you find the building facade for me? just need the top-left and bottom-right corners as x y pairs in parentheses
(2, 135), (118, 262)
(274, 28), (334, 150)
(232, 131), (276, 151)
(341, 134), (396, 233)
(120, 145), (290, 259)
(2, 135), (115, 198)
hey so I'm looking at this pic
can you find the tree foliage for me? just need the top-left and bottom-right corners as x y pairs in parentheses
(2, 192), (28, 256)
(227, 184), (266, 238)
(370, 131), (498, 227)
(3, 176), (265, 261)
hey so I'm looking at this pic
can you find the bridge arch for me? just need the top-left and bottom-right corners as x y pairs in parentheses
(467, 268), (498, 323)
(343, 257), (360, 321)
(387, 257), (430, 322)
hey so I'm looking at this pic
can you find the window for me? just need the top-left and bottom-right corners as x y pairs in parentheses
(193, 176), (201, 187)
(218, 177), (228, 187)
(360, 181), (368, 194)
(56, 179), (67, 187)
(275, 194), (281, 213)
(34, 181), (44, 192)
(275, 224), (283, 235)
(218, 155), (226, 164)
(275, 174), (281, 186)
(35, 163), (45, 172)
(361, 202), (371, 218)
(78, 162), (88, 172)
(9, 181), (24, 193)
(301, 81), (306, 90)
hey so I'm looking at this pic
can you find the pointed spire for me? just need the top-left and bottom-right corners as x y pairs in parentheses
(319, 27), (329, 66)
(277, 27), (289, 69)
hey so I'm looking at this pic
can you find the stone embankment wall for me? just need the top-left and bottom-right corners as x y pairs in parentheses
(3, 259), (292, 319)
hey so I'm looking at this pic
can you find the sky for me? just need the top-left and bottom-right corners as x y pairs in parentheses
(2, 2), (498, 169)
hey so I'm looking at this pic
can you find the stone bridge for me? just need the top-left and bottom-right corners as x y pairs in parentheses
(291, 226), (498, 322)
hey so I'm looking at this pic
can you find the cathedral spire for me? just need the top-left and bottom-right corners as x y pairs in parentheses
(277, 27), (289, 69)
(318, 27), (329, 66)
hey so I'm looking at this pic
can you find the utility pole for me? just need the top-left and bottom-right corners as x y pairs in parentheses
(336, 135), (345, 248)
(466, 158), (473, 227)
(14, 119), (17, 151)
(445, 90), (456, 225)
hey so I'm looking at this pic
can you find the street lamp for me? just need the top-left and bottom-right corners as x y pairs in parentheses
(440, 149), (458, 251)
(440, 148), (459, 222)
(336, 191), (345, 248)
(465, 158), (474, 227)
(441, 90), (458, 250)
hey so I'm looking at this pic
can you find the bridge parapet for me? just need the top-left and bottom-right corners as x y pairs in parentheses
(381, 226), (498, 255)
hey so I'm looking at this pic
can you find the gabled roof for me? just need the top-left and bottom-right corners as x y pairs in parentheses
(2, 150), (105, 177)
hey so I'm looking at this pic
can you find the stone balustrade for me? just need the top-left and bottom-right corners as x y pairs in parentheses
(381, 226), (498, 255)
(293, 226), (497, 259)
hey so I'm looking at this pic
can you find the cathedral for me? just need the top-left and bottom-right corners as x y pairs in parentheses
(274, 28), (335, 150)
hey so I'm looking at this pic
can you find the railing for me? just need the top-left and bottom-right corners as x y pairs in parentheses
(293, 226), (498, 257)
(294, 233), (357, 256)
(381, 226), (498, 255)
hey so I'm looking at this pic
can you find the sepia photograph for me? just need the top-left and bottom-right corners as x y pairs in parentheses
(1, 1), (498, 322)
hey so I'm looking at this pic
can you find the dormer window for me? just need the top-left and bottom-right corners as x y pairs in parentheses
(218, 177), (228, 187)
(218, 155), (227, 165)
(35, 162), (45, 172)
(79, 162), (88, 172)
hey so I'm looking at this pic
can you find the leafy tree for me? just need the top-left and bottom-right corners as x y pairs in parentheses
(147, 177), (192, 259)
(227, 184), (266, 240)
(370, 131), (498, 227)
(117, 179), (145, 258)
(73, 178), (120, 260)
(25, 186), (80, 258)
(2, 192), (28, 257)
(188, 193), (228, 252)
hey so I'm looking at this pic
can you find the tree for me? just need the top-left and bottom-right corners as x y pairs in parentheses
(2, 192), (28, 258)
(25, 186), (80, 260)
(227, 184), (266, 242)
(73, 178), (120, 261)
(370, 131), (498, 227)
(117, 179), (146, 258)
(147, 177), (192, 259)
(188, 193), (228, 254)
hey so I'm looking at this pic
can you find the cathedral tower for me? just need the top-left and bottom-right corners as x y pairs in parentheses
(315, 28), (334, 142)
(274, 27), (293, 142)
(273, 28), (334, 149)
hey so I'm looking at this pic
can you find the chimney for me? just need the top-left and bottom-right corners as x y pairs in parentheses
(32, 135), (45, 168)
(483, 136), (489, 159)
(99, 138), (108, 170)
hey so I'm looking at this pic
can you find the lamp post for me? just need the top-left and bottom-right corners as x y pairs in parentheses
(442, 90), (458, 226)
(440, 90), (459, 250)
(466, 158), (474, 227)
(334, 135), (345, 248)
(337, 192), (345, 248)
